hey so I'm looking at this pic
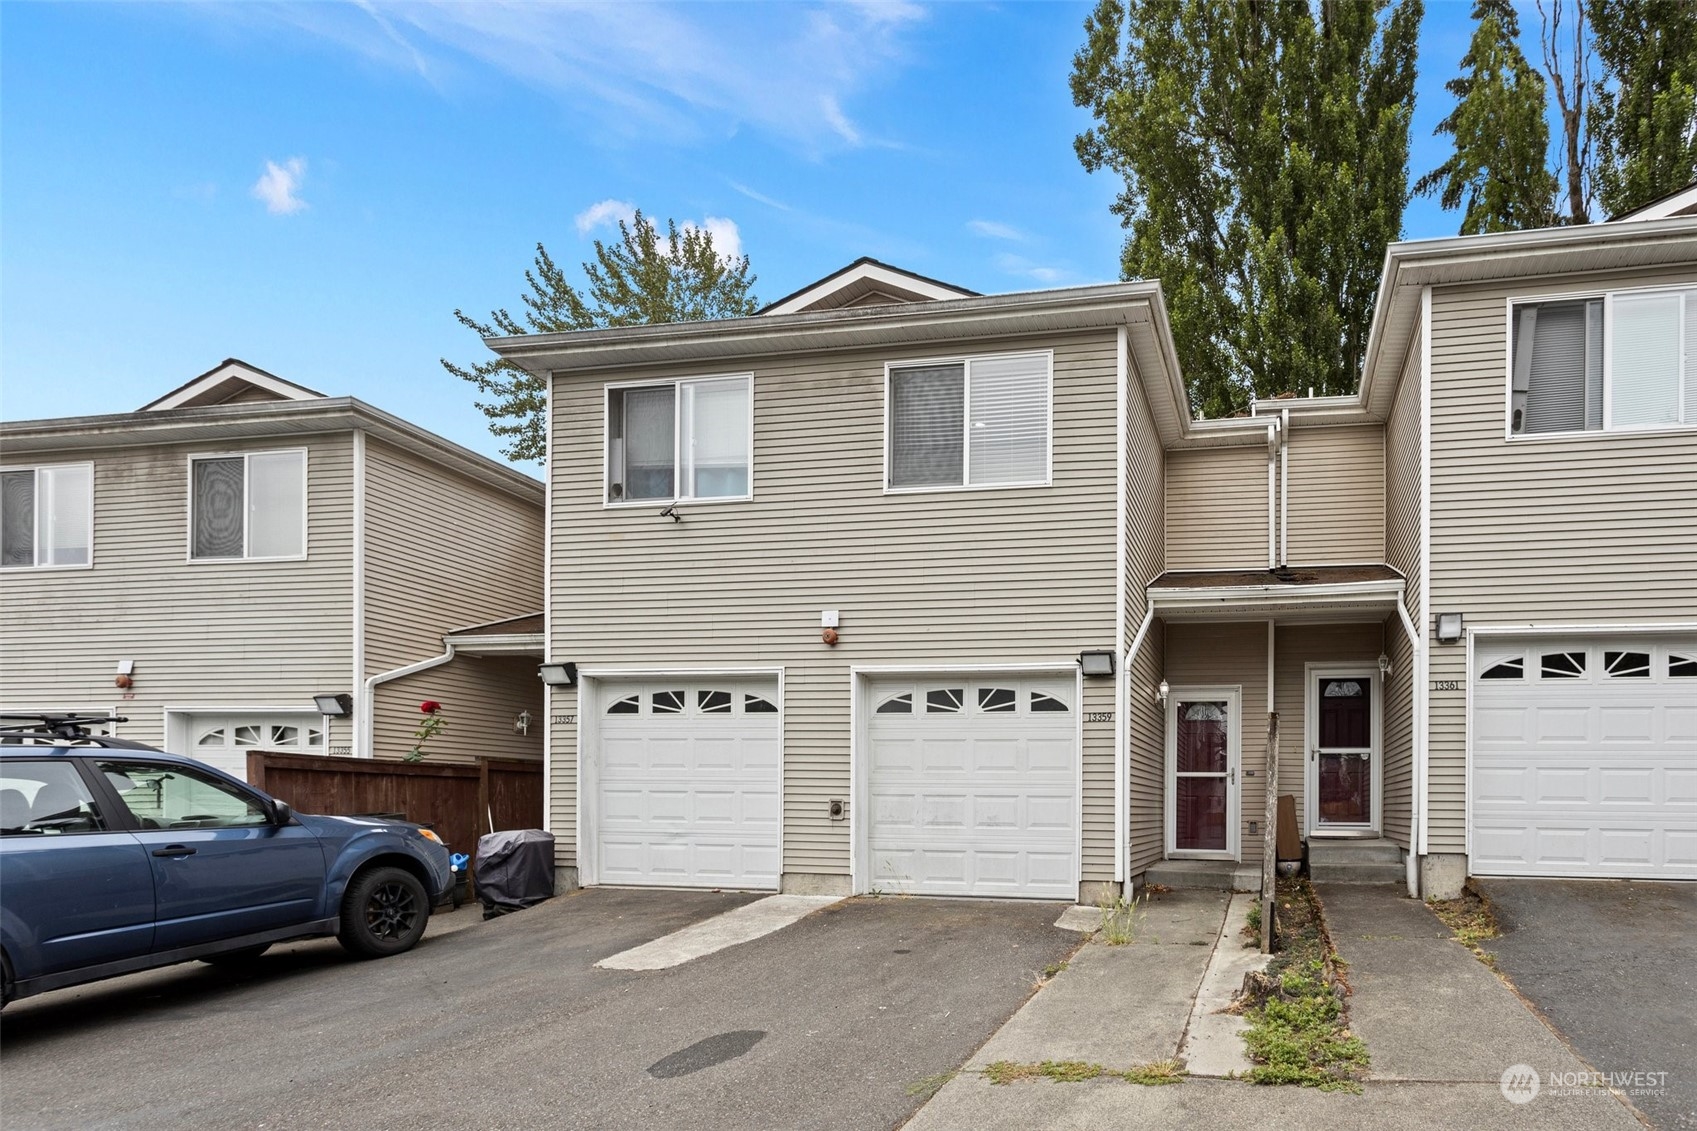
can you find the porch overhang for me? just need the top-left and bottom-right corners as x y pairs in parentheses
(1147, 565), (1405, 622)
(442, 613), (545, 658)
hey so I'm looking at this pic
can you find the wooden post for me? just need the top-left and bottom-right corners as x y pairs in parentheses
(1262, 711), (1279, 954)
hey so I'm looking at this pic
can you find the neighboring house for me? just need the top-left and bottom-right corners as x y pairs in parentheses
(0, 360), (546, 779)
(490, 214), (1695, 904)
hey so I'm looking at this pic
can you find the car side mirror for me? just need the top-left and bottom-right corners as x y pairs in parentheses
(270, 799), (293, 825)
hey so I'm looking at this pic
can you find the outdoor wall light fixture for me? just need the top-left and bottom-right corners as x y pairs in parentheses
(313, 693), (354, 717)
(1378, 653), (1393, 677)
(538, 662), (578, 688)
(1156, 679), (1170, 704)
(1435, 613), (1464, 645)
(515, 710), (532, 736)
(1078, 650), (1117, 678)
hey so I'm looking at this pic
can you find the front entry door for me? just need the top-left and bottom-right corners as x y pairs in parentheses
(1307, 669), (1379, 834)
(1165, 688), (1240, 860)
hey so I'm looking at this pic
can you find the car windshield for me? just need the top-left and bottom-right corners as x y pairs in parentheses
(0, 761), (106, 835)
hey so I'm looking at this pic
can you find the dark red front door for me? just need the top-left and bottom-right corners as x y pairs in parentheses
(1315, 677), (1372, 827)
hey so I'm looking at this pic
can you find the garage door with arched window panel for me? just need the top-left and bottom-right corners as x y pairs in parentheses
(1472, 637), (1697, 879)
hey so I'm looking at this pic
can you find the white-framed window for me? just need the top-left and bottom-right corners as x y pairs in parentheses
(0, 462), (93, 569)
(605, 375), (752, 505)
(885, 350), (1051, 491)
(188, 449), (306, 560)
(1509, 287), (1697, 436)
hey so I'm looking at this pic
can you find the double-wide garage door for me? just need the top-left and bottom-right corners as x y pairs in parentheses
(867, 676), (1077, 899)
(1472, 636), (1697, 879)
(596, 678), (781, 890)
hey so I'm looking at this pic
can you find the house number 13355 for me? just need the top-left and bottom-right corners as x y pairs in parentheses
(1084, 712), (1114, 723)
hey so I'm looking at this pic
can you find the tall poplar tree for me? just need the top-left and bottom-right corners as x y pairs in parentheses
(1589, 0), (1697, 216)
(445, 212), (758, 463)
(1415, 0), (1556, 233)
(1071, 0), (1422, 418)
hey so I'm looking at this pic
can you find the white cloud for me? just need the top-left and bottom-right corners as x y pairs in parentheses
(251, 157), (308, 215)
(968, 219), (1026, 241)
(995, 253), (1066, 285)
(574, 198), (637, 235)
(196, 2), (927, 152)
(683, 216), (742, 261)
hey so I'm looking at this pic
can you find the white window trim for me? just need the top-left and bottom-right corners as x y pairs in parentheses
(185, 448), (309, 563)
(601, 373), (755, 509)
(1502, 283), (1697, 442)
(882, 349), (1055, 495)
(0, 461), (95, 571)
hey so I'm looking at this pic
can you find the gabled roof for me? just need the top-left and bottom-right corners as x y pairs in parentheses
(1610, 180), (1697, 222)
(138, 358), (325, 412)
(758, 257), (979, 315)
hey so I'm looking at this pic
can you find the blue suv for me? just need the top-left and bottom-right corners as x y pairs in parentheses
(0, 716), (453, 1007)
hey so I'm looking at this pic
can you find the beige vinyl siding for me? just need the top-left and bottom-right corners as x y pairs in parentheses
(1381, 323), (1424, 849)
(548, 332), (1120, 883)
(361, 438), (544, 682)
(1282, 425), (1385, 563)
(371, 654), (543, 765)
(1426, 266), (1697, 854)
(1164, 623), (1270, 864)
(1125, 342), (1167, 878)
(1271, 622), (1387, 838)
(1165, 446), (1269, 569)
(0, 434), (356, 751)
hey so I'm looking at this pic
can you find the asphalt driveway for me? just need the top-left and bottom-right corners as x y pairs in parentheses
(1476, 878), (1697, 1131)
(0, 888), (1079, 1131)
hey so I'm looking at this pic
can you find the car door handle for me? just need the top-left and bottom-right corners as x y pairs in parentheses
(151, 845), (196, 858)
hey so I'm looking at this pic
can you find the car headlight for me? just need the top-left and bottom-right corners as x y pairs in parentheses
(417, 828), (443, 845)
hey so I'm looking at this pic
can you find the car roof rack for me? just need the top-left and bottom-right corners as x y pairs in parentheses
(0, 714), (150, 749)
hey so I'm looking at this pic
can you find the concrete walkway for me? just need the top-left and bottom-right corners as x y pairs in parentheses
(594, 893), (840, 970)
(908, 883), (1643, 1130)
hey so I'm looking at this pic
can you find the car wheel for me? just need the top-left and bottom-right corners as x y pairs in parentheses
(338, 866), (429, 958)
(199, 944), (272, 966)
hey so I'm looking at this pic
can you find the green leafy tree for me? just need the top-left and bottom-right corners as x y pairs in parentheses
(1071, 0), (1422, 418)
(1589, 0), (1697, 216)
(1415, 0), (1556, 233)
(445, 211), (758, 462)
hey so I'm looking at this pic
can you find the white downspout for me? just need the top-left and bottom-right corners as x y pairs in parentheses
(1395, 592), (1422, 898)
(1266, 421), (1277, 568)
(1279, 408), (1290, 566)
(362, 643), (456, 763)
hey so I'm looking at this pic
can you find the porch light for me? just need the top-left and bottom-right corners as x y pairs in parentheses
(1156, 679), (1169, 704)
(1078, 650), (1117, 678)
(538, 662), (578, 688)
(313, 693), (353, 717)
(515, 710), (532, 735)
(1378, 653), (1393, 677)
(1435, 613), (1464, 645)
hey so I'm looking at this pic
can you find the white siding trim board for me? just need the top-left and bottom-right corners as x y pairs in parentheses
(1417, 287), (1432, 861)
(1114, 325), (1128, 884)
(351, 429), (366, 757)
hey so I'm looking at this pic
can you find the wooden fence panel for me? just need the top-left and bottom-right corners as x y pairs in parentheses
(246, 752), (542, 863)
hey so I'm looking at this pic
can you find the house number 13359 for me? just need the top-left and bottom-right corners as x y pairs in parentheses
(1084, 712), (1114, 723)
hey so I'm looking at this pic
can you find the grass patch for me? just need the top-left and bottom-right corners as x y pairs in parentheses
(1243, 900), (1263, 943)
(904, 1071), (957, 1098)
(1122, 1059), (1186, 1086)
(1428, 883), (1501, 967)
(1238, 877), (1369, 1093)
(983, 1059), (1105, 1085)
(1041, 960), (1069, 980)
(1096, 888), (1145, 945)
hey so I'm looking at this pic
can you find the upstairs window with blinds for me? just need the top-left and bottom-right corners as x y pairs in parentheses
(1511, 288), (1697, 435)
(606, 375), (751, 504)
(887, 351), (1050, 490)
(1, 463), (93, 569)
(189, 450), (305, 560)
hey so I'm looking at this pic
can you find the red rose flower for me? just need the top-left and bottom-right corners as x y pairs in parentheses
(420, 700), (442, 714)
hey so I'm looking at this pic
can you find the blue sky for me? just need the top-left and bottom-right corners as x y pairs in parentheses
(1, 1), (1477, 466)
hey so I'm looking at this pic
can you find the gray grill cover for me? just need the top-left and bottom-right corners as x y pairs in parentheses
(474, 829), (556, 918)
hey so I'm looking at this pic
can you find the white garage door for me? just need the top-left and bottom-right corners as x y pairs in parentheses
(867, 676), (1077, 899)
(1472, 637), (1697, 879)
(595, 678), (781, 890)
(185, 713), (326, 781)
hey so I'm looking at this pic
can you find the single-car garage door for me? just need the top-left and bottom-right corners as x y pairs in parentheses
(183, 713), (326, 781)
(867, 675), (1077, 899)
(594, 678), (781, 890)
(1472, 637), (1697, 879)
